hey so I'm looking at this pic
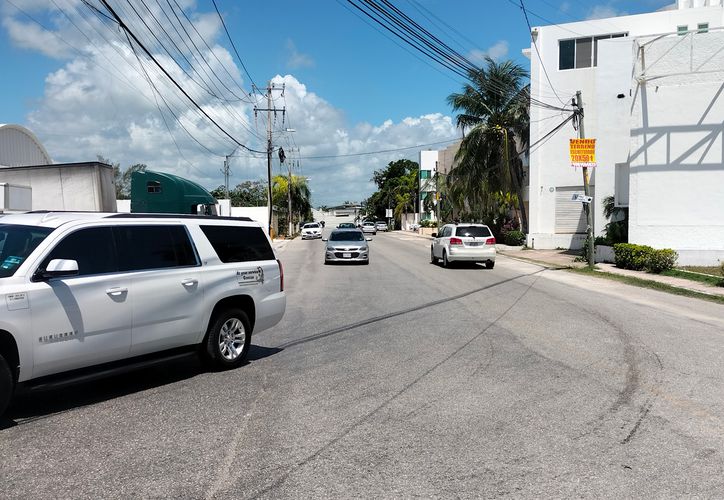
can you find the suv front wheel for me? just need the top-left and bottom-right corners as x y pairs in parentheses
(204, 308), (252, 369)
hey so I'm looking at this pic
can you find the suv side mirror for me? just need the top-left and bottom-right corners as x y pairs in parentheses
(41, 259), (79, 280)
(322, 237), (328, 242)
(431, 232), (437, 238)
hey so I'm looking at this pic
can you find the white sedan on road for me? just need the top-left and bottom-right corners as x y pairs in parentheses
(301, 222), (322, 239)
(431, 223), (496, 268)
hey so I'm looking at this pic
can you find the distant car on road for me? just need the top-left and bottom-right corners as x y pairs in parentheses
(301, 223), (322, 239)
(337, 222), (356, 229)
(323, 229), (371, 265)
(431, 223), (496, 269)
(376, 221), (388, 232)
(361, 222), (377, 235)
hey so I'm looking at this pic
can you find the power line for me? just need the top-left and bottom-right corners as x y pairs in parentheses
(519, 0), (566, 105)
(300, 138), (461, 160)
(211, 0), (261, 95)
(97, 0), (265, 154)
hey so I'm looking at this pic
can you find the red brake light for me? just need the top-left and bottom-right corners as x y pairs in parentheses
(277, 259), (284, 292)
(486, 237), (496, 245)
(450, 237), (463, 245)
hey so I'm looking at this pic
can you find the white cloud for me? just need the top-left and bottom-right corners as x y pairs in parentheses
(3, 4), (458, 206)
(285, 39), (315, 69)
(586, 5), (627, 20)
(1, 16), (74, 59)
(468, 40), (509, 65)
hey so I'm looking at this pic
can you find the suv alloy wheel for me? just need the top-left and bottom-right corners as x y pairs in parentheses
(204, 308), (252, 369)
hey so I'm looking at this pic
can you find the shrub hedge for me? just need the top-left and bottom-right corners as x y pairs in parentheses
(503, 230), (526, 246)
(613, 243), (678, 273)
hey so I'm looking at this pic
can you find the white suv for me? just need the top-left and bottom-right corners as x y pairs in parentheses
(431, 223), (496, 269)
(0, 212), (286, 416)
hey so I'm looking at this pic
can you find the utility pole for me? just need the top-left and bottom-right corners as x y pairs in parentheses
(254, 81), (285, 237)
(574, 90), (595, 267)
(222, 156), (230, 203)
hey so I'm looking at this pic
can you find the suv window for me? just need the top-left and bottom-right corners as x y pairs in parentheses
(116, 225), (198, 271)
(0, 224), (54, 278)
(200, 225), (274, 263)
(442, 226), (452, 237)
(455, 226), (491, 238)
(40, 227), (117, 277)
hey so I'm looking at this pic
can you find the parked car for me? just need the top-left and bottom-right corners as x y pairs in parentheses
(301, 222), (322, 239)
(0, 212), (286, 417)
(337, 222), (356, 229)
(376, 221), (388, 232)
(430, 223), (496, 268)
(409, 223), (420, 231)
(323, 229), (371, 264)
(361, 222), (377, 235)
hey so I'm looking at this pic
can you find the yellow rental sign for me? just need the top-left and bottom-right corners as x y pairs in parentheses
(569, 138), (597, 167)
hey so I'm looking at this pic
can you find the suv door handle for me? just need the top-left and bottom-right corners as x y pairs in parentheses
(181, 279), (198, 287)
(106, 287), (128, 296)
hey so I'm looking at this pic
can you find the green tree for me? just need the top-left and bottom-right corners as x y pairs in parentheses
(98, 156), (146, 199)
(272, 175), (312, 234)
(211, 180), (267, 207)
(446, 57), (530, 232)
(364, 159), (419, 223)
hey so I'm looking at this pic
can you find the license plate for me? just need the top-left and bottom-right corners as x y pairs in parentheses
(467, 242), (481, 246)
(343, 252), (352, 258)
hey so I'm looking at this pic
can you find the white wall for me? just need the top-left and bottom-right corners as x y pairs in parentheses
(0, 164), (116, 211)
(419, 150), (438, 220)
(527, 4), (724, 250)
(628, 31), (724, 265)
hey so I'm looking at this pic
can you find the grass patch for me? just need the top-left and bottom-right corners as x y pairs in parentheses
(681, 266), (721, 276)
(568, 267), (724, 305)
(662, 269), (724, 287)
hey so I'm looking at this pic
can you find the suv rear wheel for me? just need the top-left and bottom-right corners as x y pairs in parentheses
(442, 250), (450, 268)
(203, 308), (251, 369)
(0, 355), (14, 416)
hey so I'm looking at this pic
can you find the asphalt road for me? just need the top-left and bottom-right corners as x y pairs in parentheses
(2, 229), (724, 498)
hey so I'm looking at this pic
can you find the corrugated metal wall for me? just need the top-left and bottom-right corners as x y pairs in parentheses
(0, 125), (52, 167)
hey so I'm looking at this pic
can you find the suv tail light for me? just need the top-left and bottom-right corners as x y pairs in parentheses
(277, 259), (284, 292)
(485, 237), (496, 245)
(450, 237), (463, 246)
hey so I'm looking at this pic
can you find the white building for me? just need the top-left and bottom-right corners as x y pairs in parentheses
(0, 123), (116, 212)
(526, 0), (724, 264)
(419, 150), (438, 222)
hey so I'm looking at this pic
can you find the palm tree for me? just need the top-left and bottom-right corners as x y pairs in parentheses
(272, 175), (311, 233)
(446, 57), (530, 233)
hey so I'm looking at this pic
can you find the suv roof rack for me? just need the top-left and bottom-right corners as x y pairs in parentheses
(105, 213), (253, 222)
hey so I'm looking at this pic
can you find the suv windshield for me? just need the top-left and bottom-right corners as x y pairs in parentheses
(455, 226), (491, 238)
(304, 224), (319, 229)
(0, 224), (54, 278)
(330, 231), (364, 242)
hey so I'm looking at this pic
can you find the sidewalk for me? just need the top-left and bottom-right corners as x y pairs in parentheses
(498, 247), (724, 298)
(392, 230), (724, 299)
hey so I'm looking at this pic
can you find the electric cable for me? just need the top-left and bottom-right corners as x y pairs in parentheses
(98, 0), (265, 154)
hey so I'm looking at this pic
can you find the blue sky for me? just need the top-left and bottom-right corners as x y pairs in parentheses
(0, 0), (671, 205)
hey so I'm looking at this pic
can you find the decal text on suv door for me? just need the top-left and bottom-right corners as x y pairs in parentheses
(236, 267), (264, 286)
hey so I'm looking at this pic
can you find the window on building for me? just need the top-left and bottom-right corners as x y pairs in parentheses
(677, 25), (688, 36)
(698, 23), (709, 34)
(575, 38), (592, 68)
(560, 33), (628, 70)
(559, 39), (575, 70)
(420, 170), (431, 179)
